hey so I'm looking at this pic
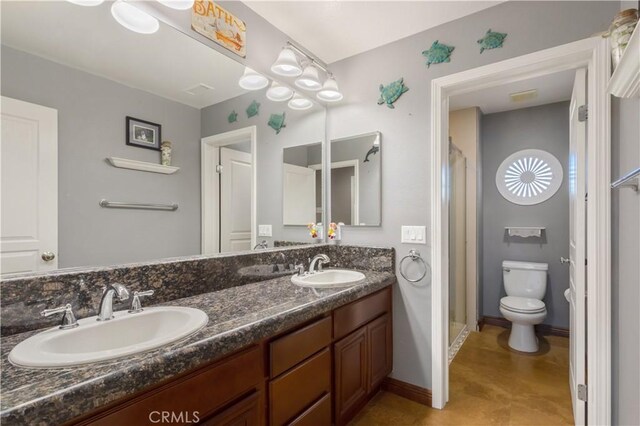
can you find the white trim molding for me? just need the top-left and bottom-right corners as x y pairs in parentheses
(201, 126), (257, 254)
(429, 37), (611, 425)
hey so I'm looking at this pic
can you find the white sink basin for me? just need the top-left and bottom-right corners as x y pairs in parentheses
(9, 306), (208, 368)
(291, 269), (366, 289)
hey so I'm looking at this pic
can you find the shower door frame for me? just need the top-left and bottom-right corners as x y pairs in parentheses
(429, 37), (611, 425)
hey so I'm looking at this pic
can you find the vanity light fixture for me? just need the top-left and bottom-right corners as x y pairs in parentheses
(266, 82), (294, 102)
(288, 93), (313, 111)
(157, 0), (195, 10)
(295, 64), (322, 91)
(111, 0), (159, 35)
(317, 76), (344, 102)
(238, 67), (269, 91)
(66, 0), (105, 5)
(271, 47), (303, 77)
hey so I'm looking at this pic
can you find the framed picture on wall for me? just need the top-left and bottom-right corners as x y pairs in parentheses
(126, 116), (161, 151)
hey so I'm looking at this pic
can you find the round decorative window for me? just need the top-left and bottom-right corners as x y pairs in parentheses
(495, 149), (563, 205)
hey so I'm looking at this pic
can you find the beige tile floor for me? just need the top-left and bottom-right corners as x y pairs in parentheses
(351, 325), (573, 425)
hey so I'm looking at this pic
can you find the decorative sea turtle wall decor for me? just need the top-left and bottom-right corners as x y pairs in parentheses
(228, 110), (238, 123)
(478, 29), (507, 53)
(422, 40), (455, 68)
(246, 100), (260, 118)
(377, 78), (409, 109)
(268, 112), (286, 134)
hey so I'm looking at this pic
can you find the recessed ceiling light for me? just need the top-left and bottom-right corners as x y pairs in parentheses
(295, 64), (322, 91)
(317, 77), (343, 102)
(510, 89), (538, 102)
(288, 93), (313, 110)
(266, 82), (294, 102)
(271, 47), (302, 77)
(157, 0), (194, 10)
(238, 67), (269, 91)
(111, 0), (159, 35)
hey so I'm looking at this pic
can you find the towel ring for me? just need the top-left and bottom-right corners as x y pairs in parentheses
(399, 250), (429, 283)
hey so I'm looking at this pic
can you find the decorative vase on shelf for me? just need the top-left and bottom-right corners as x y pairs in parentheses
(161, 141), (172, 166)
(609, 8), (638, 70)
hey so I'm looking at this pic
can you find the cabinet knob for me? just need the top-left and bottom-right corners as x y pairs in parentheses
(42, 252), (56, 262)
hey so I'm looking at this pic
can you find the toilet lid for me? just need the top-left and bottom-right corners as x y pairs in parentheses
(500, 296), (546, 313)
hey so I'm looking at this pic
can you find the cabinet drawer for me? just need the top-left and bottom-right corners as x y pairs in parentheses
(334, 288), (391, 340)
(82, 346), (263, 426)
(288, 393), (331, 426)
(200, 391), (261, 426)
(270, 316), (332, 378)
(269, 348), (331, 426)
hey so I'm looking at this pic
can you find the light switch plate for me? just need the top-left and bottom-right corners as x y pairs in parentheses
(401, 226), (426, 244)
(258, 225), (272, 237)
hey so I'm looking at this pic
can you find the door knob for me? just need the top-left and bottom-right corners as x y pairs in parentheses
(560, 256), (570, 264)
(41, 252), (56, 262)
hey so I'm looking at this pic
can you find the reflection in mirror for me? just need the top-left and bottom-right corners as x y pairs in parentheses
(330, 132), (381, 226)
(0, 1), (325, 273)
(282, 143), (323, 226)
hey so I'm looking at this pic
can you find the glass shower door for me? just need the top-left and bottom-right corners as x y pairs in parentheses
(449, 143), (467, 347)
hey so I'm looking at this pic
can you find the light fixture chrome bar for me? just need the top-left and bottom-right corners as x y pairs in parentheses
(611, 166), (640, 191)
(286, 41), (330, 74)
(99, 199), (178, 211)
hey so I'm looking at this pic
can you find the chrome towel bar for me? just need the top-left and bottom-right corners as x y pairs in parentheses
(399, 249), (430, 283)
(99, 199), (178, 211)
(611, 167), (640, 191)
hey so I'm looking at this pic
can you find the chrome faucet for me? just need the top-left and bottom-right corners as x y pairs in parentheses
(309, 254), (330, 274)
(97, 283), (130, 321)
(254, 240), (268, 250)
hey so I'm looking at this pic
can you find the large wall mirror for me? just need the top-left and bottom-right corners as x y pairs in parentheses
(0, 1), (326, 273)
(329, 132), (381, 226)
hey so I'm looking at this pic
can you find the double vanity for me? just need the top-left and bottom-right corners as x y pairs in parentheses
(0, 245), (395, 425)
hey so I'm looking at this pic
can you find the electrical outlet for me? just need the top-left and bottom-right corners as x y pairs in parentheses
(258, 225), (272, 237)
(401, 226), (426, 244)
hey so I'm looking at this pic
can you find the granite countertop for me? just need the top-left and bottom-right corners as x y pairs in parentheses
(0, 270), (395, 425)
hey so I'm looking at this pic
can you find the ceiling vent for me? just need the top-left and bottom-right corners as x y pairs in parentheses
(509, 89), (537, 103)
(185, 83), (214, 96)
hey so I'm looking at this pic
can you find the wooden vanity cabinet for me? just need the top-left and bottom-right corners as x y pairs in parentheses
(333, 289), (393, 426)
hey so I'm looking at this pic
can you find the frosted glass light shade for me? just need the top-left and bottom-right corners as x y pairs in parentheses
(238, 67), (269, 90)
(266, 82), (294, 102)
(317, 77), (343, 102)
(157, 0), (195, 10)
(111, 0), (159, 34)
(271, 48), (302, 77)
(295, 65), (322, 91)
(495, 149), (563, 205)
(288, 93), (313, 110)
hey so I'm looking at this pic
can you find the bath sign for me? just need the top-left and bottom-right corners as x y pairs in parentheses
(192, 0), (246, 58)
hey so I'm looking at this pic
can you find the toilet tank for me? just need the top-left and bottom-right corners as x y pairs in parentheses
(502, 260), (548, 300)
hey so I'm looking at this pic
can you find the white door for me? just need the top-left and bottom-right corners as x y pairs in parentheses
(282, 163), (316, 225)
(220, 147), (252, 252)
(1, 97), (58, 274)
(568, 68), (587, 425)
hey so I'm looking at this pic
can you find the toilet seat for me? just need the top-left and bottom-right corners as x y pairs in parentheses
(500, 296), (546, 314)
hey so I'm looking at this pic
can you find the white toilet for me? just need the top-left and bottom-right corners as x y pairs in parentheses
(499, 260), (548, 353)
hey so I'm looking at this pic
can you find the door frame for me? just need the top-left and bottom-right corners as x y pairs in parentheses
(310, 159), (360, 225)
(201, 126), (257, 254)
(429, 37), (611, 425)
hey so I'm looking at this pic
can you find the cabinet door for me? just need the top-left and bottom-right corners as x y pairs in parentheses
(334, 326), (367, 424)
(367, 314), (392, 390)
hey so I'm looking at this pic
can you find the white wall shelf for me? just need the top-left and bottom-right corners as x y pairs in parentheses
(608, 24), (640, 98)
(505, 226), (546, 238)
(106, 157), (179, 174)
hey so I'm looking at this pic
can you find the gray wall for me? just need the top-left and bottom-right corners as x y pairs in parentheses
(201, 90), (325, 245)
(481, 102), (570, 328)
(1, 46), (202, 268)
(327, 1), (619, 389)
